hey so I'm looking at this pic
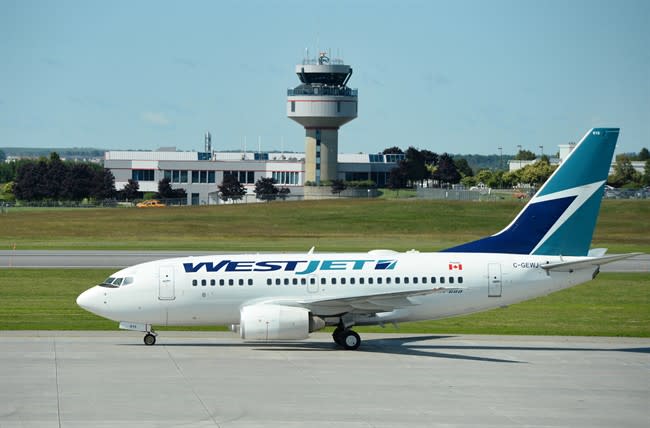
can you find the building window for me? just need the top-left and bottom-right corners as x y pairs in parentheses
(208, 171), (215, 183)
(291, 101), (295, 112)
(132, 169), (154, 181)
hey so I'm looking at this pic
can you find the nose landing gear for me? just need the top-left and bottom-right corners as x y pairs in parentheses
(143, 332), (157, 346)
(119, 322), (158, 346)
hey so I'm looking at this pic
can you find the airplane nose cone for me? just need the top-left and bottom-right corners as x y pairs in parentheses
(76, 287), (106, 315)
(76, 289), (92, 310)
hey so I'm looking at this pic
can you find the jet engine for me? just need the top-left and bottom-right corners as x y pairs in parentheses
(239, 304), (325, 340)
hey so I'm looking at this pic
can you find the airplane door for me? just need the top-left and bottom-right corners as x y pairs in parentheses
(488, 263), (502, 297)
(159, 266), (175, 300)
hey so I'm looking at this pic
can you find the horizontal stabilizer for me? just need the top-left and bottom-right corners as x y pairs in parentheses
(541, 253), (643, 272)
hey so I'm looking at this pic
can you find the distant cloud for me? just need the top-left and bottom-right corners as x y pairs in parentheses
(141, 111), (170, 126)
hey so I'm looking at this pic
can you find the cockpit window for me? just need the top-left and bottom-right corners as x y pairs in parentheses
(99, 276), (134, 288)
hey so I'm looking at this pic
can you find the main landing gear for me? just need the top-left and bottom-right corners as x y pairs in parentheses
(332, 326), (361, 350)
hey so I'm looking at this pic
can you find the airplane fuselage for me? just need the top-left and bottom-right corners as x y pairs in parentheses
(78, 251), (594, 327)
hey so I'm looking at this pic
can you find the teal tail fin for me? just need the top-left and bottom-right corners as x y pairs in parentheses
(442, 128), (619, 256)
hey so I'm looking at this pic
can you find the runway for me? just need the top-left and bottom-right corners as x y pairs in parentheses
(1, 250), (649, 272)
(0, 332), (648, 428)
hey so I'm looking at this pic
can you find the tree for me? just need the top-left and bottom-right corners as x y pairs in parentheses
(13, 160), (49, 201)
(218, 174), (246, 202)
(122, 179), (140, 201)
(404, 147), (428, 185)
(253, 177), (279, 201)
(94, 169), (116, 200)
(515, 149), (537, 160)
(157, 177), (175, 199)
(432, 153), (460, 186)
(643, 160), (650, 186)
(330, 179), (347, 196)
(454, 158), (473, 178)
(278, 187), (291, 200)
(382, 146), (403, 155)
(388, 162), (408, 189)
(0, 149), (5, 162)
(420, 149), (439, 168)
(608, 156), (642, 187)
(638, 147), (650, 161)
(62, 163), (97, 201)
(515, 160), (556, 187)
(46, 152), (67, 200)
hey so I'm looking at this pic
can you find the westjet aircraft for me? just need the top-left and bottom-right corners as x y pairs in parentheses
(77, 128), (639, 350)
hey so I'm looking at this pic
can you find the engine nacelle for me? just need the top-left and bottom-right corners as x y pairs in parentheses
(240, 304), (325, 340)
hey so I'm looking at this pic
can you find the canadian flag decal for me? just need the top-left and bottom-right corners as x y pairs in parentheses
(448, 262), (463, 271)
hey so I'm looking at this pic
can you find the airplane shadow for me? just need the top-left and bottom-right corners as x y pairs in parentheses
(120, 334), (649, 364)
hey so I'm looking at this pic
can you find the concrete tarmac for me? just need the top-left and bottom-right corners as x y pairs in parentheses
(1, 332), (648, 428)
(1, 250), (649, 272)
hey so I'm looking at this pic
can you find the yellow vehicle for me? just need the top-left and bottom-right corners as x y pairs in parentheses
(136, 199), (166, 208)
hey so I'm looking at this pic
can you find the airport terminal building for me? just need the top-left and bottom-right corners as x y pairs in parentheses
(104, 149), (402, 205)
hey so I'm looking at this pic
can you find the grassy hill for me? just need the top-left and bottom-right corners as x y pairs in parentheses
(1, 199), (649, 253)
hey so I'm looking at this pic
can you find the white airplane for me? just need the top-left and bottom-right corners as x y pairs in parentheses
(77, 128), (639, 350)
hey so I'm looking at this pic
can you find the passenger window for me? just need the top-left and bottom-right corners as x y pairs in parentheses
(431, 277), (436, 284)
(458, 277), (463, 284)
(192, 279), (197, 286)
(292, 278), (298, 285)
(377, 277), (382, 284)
(201, 279), (206, 286)
(284, 278), (289, 285)
(386, 277), (391, 284)
(267, 279), (272, 286)
(276, 278), (281, 285)
(350, 278), (355, 285)
(341, 278), (346, 285)
(310, 278), (316, 285)
(301, 278), (306, 285)
(404, 277), (409, 284)
(395, 277), (400, 284)
(321, 278), (326, 285)
(413, 277), (418, 284)
(422, 277), (427, 284)
(359, 278), (364, 285)
(248, 279), (253, 286)
(440, 277), (445, 284)
(228, 279), (234, 286)
(449, 277), (454, 284)
(220, 279), (225, 286)
(210, 279), (215, 286)
(368, 278), (373, 284)
(239, 279), (244, 286)
(331, 278), (337, 285)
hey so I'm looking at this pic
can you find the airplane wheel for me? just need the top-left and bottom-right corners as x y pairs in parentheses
(144, 333), (156, 346)
(341, 330), (361, 350)
(332, 327), (344, 346)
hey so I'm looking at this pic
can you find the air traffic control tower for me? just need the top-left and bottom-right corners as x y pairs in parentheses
(287, 52), (358, 184)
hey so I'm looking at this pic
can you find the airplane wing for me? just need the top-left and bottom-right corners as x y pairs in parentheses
(269, 287), (462, 315)
(541, 253), (643, 272)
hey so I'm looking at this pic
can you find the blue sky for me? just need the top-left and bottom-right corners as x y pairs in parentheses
(1, 0), (648, 155)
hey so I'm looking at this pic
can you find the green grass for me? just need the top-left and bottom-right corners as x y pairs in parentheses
(0, 269), (648, 336)
(1, 199), (649, 253)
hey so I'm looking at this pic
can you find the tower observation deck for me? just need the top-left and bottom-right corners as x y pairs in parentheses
(287, 52), (358, 184)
